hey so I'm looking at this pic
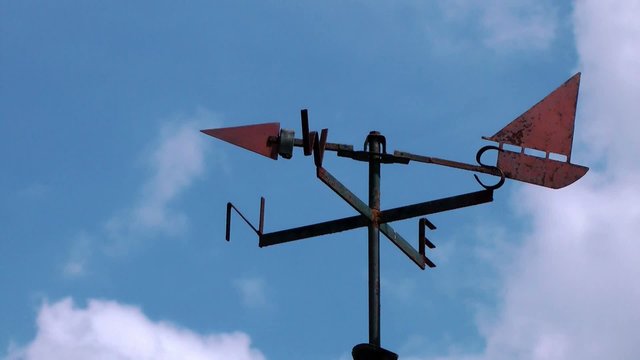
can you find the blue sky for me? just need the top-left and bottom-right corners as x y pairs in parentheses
(2, 1), (639, 359)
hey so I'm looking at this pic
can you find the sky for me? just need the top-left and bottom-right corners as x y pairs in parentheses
(1, 0), (639, 359)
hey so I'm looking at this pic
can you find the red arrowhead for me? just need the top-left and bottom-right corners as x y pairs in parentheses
(201, 123), (280, 160)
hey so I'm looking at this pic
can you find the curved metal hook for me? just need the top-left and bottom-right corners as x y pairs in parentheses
(474, 145), (506, 190)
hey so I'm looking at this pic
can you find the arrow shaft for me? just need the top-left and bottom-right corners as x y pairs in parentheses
(394, 150), (502, 176)
(292, 138), (354, 152)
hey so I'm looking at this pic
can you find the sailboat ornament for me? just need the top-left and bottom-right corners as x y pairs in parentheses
(201, 73), (588, 359)
(482, 73), (588, 188)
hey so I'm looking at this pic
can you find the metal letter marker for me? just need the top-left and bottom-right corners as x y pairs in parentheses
(202, 73), (588, 359)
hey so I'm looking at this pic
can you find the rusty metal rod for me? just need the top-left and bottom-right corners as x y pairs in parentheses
(259, 190), (493, 247)
(259, 215), (367, 247)
(316, 167), (373, 219)
(379, 189), (493, 224)
(316, 166), (426, 269)
(393, 150), (502, 176)
(294, 138), (353, 152)
(379, 223), (425, 269)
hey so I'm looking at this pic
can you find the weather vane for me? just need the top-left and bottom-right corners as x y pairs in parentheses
(201, 73), (588, 359)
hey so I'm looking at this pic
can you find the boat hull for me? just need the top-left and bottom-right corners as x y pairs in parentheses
(498, 151), (589, 189)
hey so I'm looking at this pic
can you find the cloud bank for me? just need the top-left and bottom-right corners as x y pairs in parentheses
(5, 298), (265, 360)
(413, 0), (640, 359)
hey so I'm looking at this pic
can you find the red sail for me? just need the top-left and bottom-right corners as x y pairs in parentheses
(484, 73), (581, 160)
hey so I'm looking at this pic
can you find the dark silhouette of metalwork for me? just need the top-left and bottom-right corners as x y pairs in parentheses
(201, 73), (588, 359)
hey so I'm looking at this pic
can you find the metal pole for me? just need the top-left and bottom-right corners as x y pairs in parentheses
(353, 131), (399, 360)
(367, 131), (381, 347)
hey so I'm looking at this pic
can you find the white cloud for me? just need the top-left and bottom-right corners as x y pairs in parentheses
(233, 278), (269, 310)
(5, 298), (265, 360)
(17, 183), (48, 200)
(462, 174), (640, 360)
(430, 0), (558, 52)
(573, 0), (640, 167)
(411, 0), (640, 359)
(62, 108), (219, 274)
(136, 120), (209, 231)
(480, 0), (558, 51)
(106, 115), (212, 240)
(62, 232), (93, 278)
(354, 1), (558, 54)
(381, 277), (417, 302)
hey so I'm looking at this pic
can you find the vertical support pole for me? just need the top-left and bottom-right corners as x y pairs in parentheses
(367, 131), (382, 347)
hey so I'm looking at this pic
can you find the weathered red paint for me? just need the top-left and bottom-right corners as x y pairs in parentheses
(485, 73), (581, 158)
(483, 73), (589, 188)
(496, 151), (589, 189)
(201, 122), (280, 160)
